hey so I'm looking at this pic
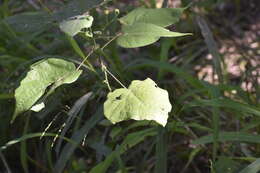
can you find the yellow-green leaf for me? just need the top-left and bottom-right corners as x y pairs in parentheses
(117, 23), (191, 48)
(12, 58), (82, 122)
(119, 7), (185, 27)
(104, 78), (172, 126)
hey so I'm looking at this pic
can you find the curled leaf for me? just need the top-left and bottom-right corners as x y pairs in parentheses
(13, 58), (82, 122)
(59, 14), (93, 37)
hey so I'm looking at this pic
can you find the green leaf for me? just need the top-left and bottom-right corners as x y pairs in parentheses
(239, 158), (260, 173)
(104, 78), (172, 126)
(53, 0), (103, 21)
(185, 98), (260, 117)
(90, 128), (157, 173)
(192, 132), (260, 145)
(13, 58), (82, 122)
(119, 7), (185, 27)
(59, 14), (93, 37)
(54, 107), (103, 173)
(117, 23), (191, 48)
(215, 156), (240, 173)
(2, 11), (53, 33)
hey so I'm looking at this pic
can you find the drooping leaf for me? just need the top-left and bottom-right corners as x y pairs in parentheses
(54, 0), (103, 21)
(2, 11), (53, 33)
(1, 0), (104, 34)
(59, 14), (93, 37)
(12, 58), (82, 122)
(117, 23), (191, 48)
(119, 7), (185, 27)
(104, 78), (172, 126)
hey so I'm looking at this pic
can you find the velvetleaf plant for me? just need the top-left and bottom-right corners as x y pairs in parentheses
(12, 6), (191, 126)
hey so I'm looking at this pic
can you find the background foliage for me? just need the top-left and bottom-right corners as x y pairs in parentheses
(0, 0), (259, 172)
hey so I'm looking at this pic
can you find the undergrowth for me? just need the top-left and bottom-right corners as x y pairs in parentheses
(0, 0), (259, 173)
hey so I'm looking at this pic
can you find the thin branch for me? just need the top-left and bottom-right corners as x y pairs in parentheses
(0, 151), (12, 173)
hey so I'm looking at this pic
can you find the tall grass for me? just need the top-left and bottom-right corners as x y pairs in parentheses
(0, 0), (259, 172)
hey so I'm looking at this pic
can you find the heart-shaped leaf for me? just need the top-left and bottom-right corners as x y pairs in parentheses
(117, 22), (191, 48)
(12, 58), (82, 122)
(119, 7), (185, 27)
(59, 14), (93, 37)
(104, 78), (172, 126)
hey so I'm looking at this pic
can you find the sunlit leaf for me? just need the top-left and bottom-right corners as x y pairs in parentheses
(59, 14), (93, 37)
(117, 23), (191, 48)
(119, 7), (185, 27)
(13, 58), (82, 122)
(104, 78), (172, 126)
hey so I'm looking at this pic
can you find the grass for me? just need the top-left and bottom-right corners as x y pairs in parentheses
(0, 0), (259, 172)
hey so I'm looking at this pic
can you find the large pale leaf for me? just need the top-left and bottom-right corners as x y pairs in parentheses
(117, 23), (191, 48)
(13, 58), (82, 121)
(104, 78), (172, 126)
(59, 14), (93, 37)
(119, 7), (185, 27)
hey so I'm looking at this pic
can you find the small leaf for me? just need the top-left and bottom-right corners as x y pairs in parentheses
(104, 78), (172, 126)
(13, 58), (82, 122)
(117, 23), (191, 48)
(119, 7), (185, 27)
(59, 14), (93, 37)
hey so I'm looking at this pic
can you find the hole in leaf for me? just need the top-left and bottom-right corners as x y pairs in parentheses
(155, 85), (158, 88)
(115, 95), (121, 100)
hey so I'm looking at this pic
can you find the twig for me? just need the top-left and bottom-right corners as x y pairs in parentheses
(0, 151), (11, 173)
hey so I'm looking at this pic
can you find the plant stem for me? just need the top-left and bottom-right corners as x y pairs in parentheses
(155, 126), (167, 173)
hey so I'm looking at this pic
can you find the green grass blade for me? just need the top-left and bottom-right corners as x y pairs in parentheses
(20, 114), (30, 173)
(193, 132), (260, 145)
(196, 16), (223, 83)
(54, 107), (103, 173)
(158, 38), (172, 79)
(181, 147), (202, 173)
(126, 59), (204, 89)
(185, 98), (260, 117)
(0, 151), (11, 173)
(209, 87), (221, 164)
(55, 92), (93, 155)
(155, 127), (167, 173)
(239, 158), (260, 173)
(0, 133), (75, 151)
(90, 128), (157, 173)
